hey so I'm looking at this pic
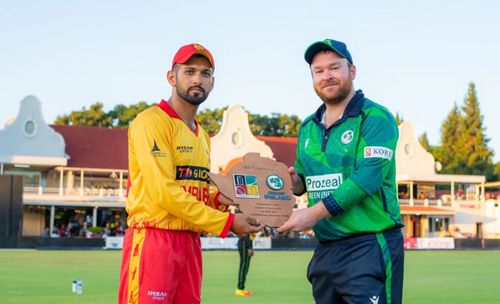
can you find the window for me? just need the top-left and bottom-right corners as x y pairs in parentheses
(23, 119), (37, 137)
(428, 216), (450, 233)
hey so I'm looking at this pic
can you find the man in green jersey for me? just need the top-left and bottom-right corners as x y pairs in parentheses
(278, 38), (404, 304)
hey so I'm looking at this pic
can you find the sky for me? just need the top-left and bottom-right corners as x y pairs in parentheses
(1, 1), (499, 161)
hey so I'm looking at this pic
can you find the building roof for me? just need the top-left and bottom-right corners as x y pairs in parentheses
(51, 125), (128, 170)
(397, 173), (485, 184)
(51, 125), (298, 171)
(256, 136), (297, 167)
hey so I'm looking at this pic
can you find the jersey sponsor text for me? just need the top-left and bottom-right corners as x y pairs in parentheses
(182, 185), (209, 204)
(364, 146), (393, 160)
(176, 166), (210, 182)
(147, 290), (168, 301)
(306, 173), (343, 192)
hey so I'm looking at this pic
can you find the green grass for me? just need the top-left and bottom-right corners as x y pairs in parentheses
(0, 250), (500, 303)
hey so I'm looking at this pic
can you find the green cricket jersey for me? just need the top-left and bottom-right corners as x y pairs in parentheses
(295, 90), (403, 241)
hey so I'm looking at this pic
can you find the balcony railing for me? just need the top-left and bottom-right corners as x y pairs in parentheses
(399, 198), (484, 209)
(23, 186), (125, 203)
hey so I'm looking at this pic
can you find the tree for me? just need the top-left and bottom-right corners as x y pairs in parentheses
(436, 102), (462, 173)
(494, 162), (500, 181)
(196, 107), (227, 136)
(248, 113), (301, 137)
(54, 102), (113, 127)
(55, 102), (153, 128)
(459, 82), (495, 179)
(435, 83), (495, 180)
(109, 102), (153, 127)
(56, 102), (302, 137)
(418, 132), (433, 154)
(277, 114), (301, 137)
(395, 112), (404, 125)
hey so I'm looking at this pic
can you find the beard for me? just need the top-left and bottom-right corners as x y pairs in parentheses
(177, 85), (209, 106)
(315, 76), (353, 105)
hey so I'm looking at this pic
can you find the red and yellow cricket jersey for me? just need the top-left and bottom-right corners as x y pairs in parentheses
(126, 100), (233, 236)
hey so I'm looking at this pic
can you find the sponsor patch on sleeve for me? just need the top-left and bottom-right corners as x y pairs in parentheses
(364, 146), (393, 160)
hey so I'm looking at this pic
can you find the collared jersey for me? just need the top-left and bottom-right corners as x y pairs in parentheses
(126, 100), (233, 236)
(295, 90), (403, 241)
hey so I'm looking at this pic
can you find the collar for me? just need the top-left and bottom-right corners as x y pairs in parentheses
(157, 99), (199, 135)
(312, 90), (365, 126)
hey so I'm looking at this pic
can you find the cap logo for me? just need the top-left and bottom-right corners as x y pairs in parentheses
(324, 39), (333, 46)
(193, 44), (204, 51)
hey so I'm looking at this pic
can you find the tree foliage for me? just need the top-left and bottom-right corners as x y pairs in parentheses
(248, 113), (301, 137)
(435, 82), (495, 180)
(494, 162), (500, 180)
(54, 102), (113, 127)
(436, 103), (463, 173)
(109, 102), (153, 127)
(418, 132), (433, 154)
(459, 82), (494, 178)
(55, 103), (302, 137)
(196, 107), (227, 136)
(55, 101), (155, 128)
(395, 112), (404, 125)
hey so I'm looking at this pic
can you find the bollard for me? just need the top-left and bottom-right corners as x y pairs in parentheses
(76, 278), (83, 295)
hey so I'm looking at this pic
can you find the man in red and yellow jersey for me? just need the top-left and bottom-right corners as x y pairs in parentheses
(118, 43), (261, 304)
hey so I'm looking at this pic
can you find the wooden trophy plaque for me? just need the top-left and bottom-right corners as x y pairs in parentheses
(209, 153), (295, 227)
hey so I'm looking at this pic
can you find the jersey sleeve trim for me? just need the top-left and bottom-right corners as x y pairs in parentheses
(323, 194), (345, 217)
(213, 192), (221, 209)
(219, 213), (235, 238)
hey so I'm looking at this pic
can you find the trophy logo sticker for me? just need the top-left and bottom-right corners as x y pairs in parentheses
(266, 175), (284, 191)
(233, 174), (260, 198)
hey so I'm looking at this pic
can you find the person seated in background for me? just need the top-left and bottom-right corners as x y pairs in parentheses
(103, 223), (111, 236)
(417, 192), (426, 200)
(51, 228), (60, 238)
(80, 222), (90, 238)
(451, 226), (465, 239)
(438, 227), (452, 238)
(57, 224), (67, 237)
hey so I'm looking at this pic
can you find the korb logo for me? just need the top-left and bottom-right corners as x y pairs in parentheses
(147, 290), (168, 301)
(364, 146), (393, 160)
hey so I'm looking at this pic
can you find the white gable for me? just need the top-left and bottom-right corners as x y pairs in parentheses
(0, 96), (67, 166)
(396, 121), (436, 177)
(210, 105), (273, 173)
(395, 121), (484, 183)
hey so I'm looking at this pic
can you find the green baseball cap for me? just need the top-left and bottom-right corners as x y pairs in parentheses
(304, 39), (353, 64)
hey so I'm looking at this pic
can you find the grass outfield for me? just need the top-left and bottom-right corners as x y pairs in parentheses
(0, 250), (500, 303)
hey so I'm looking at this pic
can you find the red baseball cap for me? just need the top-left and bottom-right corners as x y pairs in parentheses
(171, 43), (215, 69)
